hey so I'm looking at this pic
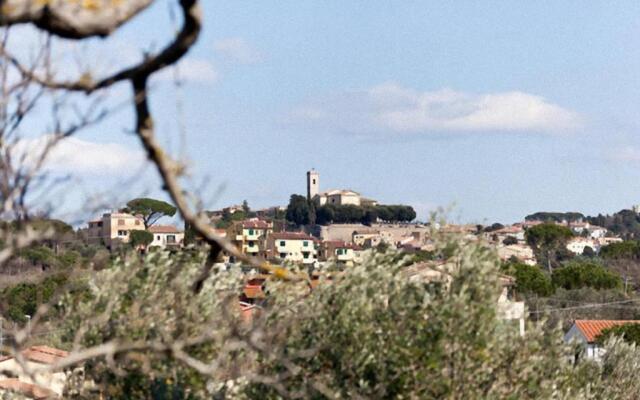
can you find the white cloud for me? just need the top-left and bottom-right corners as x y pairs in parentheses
(154, 58), (219, 84)
(607, 146), (640, 163)
(13, 135), (146, 175)
(287, 83), (582, 136)
(213, 37), (262, 64)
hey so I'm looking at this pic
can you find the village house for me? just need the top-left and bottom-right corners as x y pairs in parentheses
(497, 244), (537, 265)
(233, 219), (273, 257)
(307, 169), (377, 207)
(319, 241), (363, 267)
(267, 232), (318, 265)
(352, 229), (393, 248)
(568, 222), (607, 239)
(85, 212), (145, 250)
(566, 237), (599, 255)
(148, 225), (184, 249)
(0, 345), (71, 398)
(564, 320), (640, 361)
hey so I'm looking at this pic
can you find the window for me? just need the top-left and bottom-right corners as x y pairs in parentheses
(157, 235), (161, 240)
(279, 253), (287, 258)
(118, 219), (125, 225)
(303, 253), (309, 259)
(303, 241), (308, 247)
(279, 241), (285, 246)
(118, 230), (127, 236)
(248, 241), (255, 247)
(135, 220), (141, 226)
(167, 235), (176, 244)
(313, 179), (316, 184)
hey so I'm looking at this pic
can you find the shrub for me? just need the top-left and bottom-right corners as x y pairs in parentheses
(552, 260), (622, 291)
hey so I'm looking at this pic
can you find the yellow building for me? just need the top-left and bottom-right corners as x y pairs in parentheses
(268, 232), (318, 265)
(86, 212), (145, 249)
(234, 219), (273, 256)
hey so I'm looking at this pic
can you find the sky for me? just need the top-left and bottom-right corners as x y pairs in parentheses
(10, 1), (640, 224)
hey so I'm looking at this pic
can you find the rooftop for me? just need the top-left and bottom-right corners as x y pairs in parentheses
(573, 320), (640, 343)
(271, 232), (315, 241)
(148, 225), (182, 234)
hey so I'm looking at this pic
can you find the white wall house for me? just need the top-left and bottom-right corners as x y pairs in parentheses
(0, 345), (71, 398)
(148, 225), (184, 249)
(306, 169), (377, 207)
(566, 237), (599, 255)
(564, 320), (640, 361)
(268, 232), (318, 265)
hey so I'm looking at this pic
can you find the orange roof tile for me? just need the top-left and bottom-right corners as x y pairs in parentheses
(148, 225), (181, 234)
(574, 320), (640, 343)
(0, 345), (68, 366)
(271, 232), (315, 241)
(0, 378), (56, 399)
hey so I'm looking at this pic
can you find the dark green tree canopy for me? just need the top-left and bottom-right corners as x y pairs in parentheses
(551, 260), (622, 291)
(503, 262), (554, 297)
(597, 323), (640, 345)
(525, 212), (585, 223)
(285, 194), (313, 226)
(126, 198), (177, 228)
(600, 241), (640, 260)
(130, 230), (154, 248)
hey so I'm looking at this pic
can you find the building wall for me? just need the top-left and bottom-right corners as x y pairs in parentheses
(150, 232), (185, 248)
(273, 239), (317, 264)
(0, 359), (67, 396)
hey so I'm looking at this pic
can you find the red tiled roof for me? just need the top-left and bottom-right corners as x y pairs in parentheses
(574, 320), (640, 343)
(271, 232), (315, 241)
(243, 284), (265, 299)
(0, 345), (68, 366)
(242, 219), (272, 229)
(148, 225), (181, 234)
(0, 378), (56, 399)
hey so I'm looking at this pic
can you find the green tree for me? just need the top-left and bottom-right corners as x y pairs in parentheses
(551, 260), (622, 291)
(130, 230), (154, 249)
(125, 198), (177, 229)
(502, 236), (518, 246)
(286, 194), (313, 226)
(600, 241), (640, 260)
(503, 262), (554, 297)
(597, 323), (640, 345)
(525, 223), (574, 272)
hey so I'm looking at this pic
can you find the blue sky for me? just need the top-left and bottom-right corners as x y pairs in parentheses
(13, 1), (640, 224)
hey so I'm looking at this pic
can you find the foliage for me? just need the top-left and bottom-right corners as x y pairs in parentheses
(600, 240), (640, 260)
(502, 236), (518, 245)
(525, 212), (585, 223)
(130, 230), (154, 248)
(588, 209), (640, 240)
(315, 204), (416, 225)
(126, 198), (177, 228)
(503, 261), (554, 297)
(285, 194), (313, 225)
(525, 223), (574, 270)
(597, 324), (640, 346)
(0, 274), (70, 322)
(243, 245), (583, 399)
(484, 222), (504, 232)
(551, 260), (622, 291)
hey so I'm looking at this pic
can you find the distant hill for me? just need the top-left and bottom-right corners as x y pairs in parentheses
(586, 209), (640, 240)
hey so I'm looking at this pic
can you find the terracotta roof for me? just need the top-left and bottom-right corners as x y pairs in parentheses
(0, 345), (68, 366)
(243, 284), (265, 299)
(242, 219), (272, 229)
(0, 379), (56, 399)
(148, 225), (181, 234)
(271, 232), (315, 241)
(573, 320), (640, 343)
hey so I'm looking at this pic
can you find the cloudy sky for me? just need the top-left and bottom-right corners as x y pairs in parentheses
(11, 1), (640, 223)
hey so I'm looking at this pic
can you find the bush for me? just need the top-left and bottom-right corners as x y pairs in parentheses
(552, 260), (622, 291)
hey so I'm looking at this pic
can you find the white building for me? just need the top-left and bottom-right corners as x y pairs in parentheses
(564, 320), (640, 361)
(0, 345), (71, 398)
(566, 237), (599, 255)
(306, 169), (377, 207)
(148, 225), (184, 249)
(268, 232), (318, 265)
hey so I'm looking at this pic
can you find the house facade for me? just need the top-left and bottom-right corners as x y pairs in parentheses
(234, 219), (273, 256)
(267, 232), (318, 265)
(564, 320), (640, 360)
(86, 212), (145, 249)
(149, 225), (184, 249)
(0, 345), (71, 398)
